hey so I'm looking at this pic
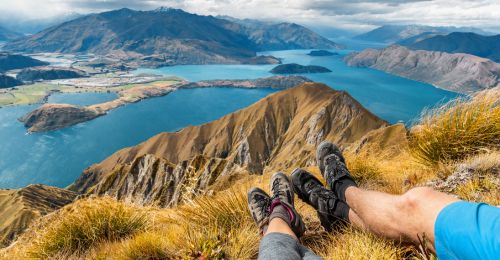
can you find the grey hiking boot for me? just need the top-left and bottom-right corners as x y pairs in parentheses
(317, 141), (357, 201)
(291, 168), (350, 232)
(269, 172), (305, 237)
(316, 141), (345, 175)
(247, 187), (271, 234)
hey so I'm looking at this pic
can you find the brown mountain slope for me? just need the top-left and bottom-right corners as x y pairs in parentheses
(71, 83), (388, 204)
(0, 185), (77, 247)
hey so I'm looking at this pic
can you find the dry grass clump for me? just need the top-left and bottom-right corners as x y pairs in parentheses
(409, 93), (500, 166)
(117, 187), (261, 259)
(119, 232), (176, 260)
(430, 151), (499, 205)
(27, 197), (148, 258)
(454, 177), (499, 205)
(308, 226), (411, 259)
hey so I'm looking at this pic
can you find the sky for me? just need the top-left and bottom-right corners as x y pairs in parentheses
(0, 0), (499, 33)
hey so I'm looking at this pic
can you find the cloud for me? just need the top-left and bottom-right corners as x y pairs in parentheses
(0, 0), (498, 33)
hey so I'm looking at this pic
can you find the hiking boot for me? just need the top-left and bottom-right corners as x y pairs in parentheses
(247, 187), (271, 234)
(269, 172), (305, 237)
(323, 153), (357, 201)
(316, 141), (345, 175)
(291, 168), (350, 231)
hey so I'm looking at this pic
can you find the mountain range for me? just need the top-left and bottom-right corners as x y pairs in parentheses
(219, 16), (342, 50)
(404, 32), (500, 62)
(354, 24), (493, 43)
(345, 45), (500, 93)
(4, 8), (339, 67)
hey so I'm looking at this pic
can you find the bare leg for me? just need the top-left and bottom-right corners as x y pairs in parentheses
(348, 209), (366, 230)
(265, 218), (298, 240)
(345, 186), (459, 251)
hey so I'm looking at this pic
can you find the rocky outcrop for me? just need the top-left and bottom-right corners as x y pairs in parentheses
(0, 184), (76, 247)
(308, 50), (338, 56)
(16, 67), (86, 82)
(345, 45), (500, 93)
(71, 154), (245, 207)
(0, 75), (23, 88)
(72, 83), (387, 205)
(0, 52), (48, 72)
(179, 76), (312, 89)
(19, 104), (103, 133)
(270, 63), (332, 74)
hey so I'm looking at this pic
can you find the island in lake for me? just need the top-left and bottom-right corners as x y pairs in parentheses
(307, 50), (338, 56)
(270, 63), (332, 74)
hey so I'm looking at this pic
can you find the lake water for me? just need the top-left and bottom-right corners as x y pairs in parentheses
(0, 88), (276, 188)
(136, 49), (459, 124)
(0, 44), (460, 189)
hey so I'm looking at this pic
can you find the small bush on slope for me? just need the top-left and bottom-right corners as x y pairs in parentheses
(409, 91), (500, 166)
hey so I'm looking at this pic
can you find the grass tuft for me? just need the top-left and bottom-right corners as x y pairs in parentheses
(308, 226), (412, 259)
(120, 232), (175, 260)
(409, 93), (500, 166)
(28, 197), (148, 258)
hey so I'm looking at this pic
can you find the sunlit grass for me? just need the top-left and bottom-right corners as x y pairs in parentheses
(409, 92), (500, 166)
(27, 197), (148, 258)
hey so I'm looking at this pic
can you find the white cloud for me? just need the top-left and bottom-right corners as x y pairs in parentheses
(0, 0), (499, 33)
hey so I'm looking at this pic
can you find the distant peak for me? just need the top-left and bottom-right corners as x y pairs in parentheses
(153, 7), (186, 13)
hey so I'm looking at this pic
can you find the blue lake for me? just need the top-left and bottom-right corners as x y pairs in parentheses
(0, 46), (460, 189)
(0, 88), (276, 188)
(136, 49), (459, 124)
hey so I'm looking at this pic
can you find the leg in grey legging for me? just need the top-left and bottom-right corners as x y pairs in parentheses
(258, 218), (322, 260)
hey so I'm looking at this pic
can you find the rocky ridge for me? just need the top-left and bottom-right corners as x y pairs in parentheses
(71, 83), (388, 205)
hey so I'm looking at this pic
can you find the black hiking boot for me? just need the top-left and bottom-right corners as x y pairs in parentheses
(247, 187), (271, 234)
(317, 141), (357, 201)
(269, 172), (305, 237)
(291, 168), (350, 231)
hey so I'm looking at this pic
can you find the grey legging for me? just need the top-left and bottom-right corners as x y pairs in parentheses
(258, 233), (322, 260)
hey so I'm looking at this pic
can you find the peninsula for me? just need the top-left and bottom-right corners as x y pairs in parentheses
(19, 76), (311, 132)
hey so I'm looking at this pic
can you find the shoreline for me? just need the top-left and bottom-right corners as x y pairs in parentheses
(18, 76), (312, 133)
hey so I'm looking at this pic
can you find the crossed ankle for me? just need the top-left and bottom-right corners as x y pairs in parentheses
(269, 200), (294, 226)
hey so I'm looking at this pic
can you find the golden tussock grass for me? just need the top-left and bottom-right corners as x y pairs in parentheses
(25, 197), (148, 258)
(409, 93), (500, 166)
(308, 226), (412, 260)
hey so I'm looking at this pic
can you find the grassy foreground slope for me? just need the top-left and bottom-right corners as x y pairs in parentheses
(1, 87), (498, 259)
